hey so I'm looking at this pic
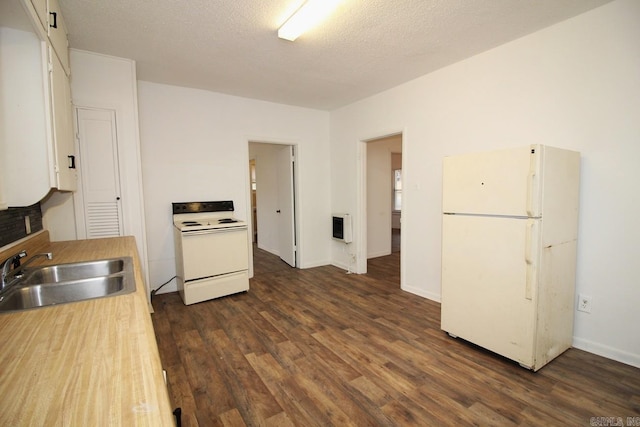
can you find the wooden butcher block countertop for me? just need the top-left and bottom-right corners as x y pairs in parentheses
(0, 232), (174, 426)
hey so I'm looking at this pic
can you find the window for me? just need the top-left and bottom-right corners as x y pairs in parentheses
(393, 169), (402, 211)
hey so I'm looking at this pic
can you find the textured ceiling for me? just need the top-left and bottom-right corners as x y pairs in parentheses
(55, 0), (612, 110)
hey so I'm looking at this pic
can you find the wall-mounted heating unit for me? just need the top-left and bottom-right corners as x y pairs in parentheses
(332, 213), (352, 243)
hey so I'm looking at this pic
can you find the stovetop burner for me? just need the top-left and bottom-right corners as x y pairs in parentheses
(218, 218), (238, 224)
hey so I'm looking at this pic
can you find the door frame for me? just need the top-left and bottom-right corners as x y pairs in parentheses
(246, 139), (300, 277)
(356, 129), (406, 285)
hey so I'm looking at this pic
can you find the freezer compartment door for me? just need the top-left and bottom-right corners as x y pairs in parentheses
(441, 214), (539, 367)
(442, 145), (542, 217)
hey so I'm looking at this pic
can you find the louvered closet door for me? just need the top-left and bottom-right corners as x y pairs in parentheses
(76, 108), (124, 238)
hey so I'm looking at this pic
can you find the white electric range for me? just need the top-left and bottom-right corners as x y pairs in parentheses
(172, 201), (249, 305)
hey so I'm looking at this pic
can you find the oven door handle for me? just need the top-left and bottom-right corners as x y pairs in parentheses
(181, 227), (246, 236)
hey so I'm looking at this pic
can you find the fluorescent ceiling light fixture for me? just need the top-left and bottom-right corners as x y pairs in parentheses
(278, 0), (344, 41)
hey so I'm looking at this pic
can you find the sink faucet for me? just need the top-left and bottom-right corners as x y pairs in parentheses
(13, 252), (53, 278)
(1, 251), (53, 292)
(1, 250), (27, 292)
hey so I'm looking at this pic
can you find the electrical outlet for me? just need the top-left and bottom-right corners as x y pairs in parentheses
(25, 215), (31, 234)
(577, 294), (592, 313)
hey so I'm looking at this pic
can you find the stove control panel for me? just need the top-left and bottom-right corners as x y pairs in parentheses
(172, 201), (234, 215)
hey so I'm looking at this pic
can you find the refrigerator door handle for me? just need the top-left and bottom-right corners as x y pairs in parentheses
(527, 145), (542, 217)
(524, 220), (538, 300)
(526, 171), (535, 217)
(525, 263), (536, 301)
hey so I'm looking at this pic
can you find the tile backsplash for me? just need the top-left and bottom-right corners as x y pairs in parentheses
(0, 204), (43, 248)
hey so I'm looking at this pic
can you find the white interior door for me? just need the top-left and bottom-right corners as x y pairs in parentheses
(277, 145), (296, 267)
(75, 108), (124, 238)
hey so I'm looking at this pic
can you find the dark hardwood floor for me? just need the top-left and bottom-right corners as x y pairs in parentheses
(252, 244), (295, 276)
(152, 246), (639, 426)
(367, 252), (400, 286)
(392, 228), (400, 253)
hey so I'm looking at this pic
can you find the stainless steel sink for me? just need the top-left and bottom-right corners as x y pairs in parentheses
(0, 257), (135, 312)
(17, 258), (127, 285)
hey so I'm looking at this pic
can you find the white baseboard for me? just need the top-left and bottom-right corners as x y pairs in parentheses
(367, 250), (391, 259)
(300, 259), (331, 269)
(257, 244), (279, 257)
(401, 284), (441, 303)
(573, 337), (640, 369)
(331, 261), (357, 273)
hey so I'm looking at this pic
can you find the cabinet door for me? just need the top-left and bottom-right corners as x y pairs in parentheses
(0, 27), (51, 207)
(46, 0), (70, 75)
(28, 0), (48, 33)
(49, 47), (76, 191)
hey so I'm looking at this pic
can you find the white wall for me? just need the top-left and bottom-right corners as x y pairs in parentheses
(330, 0), (640, 367)
(137, 82), (331, 294)
(41, 191), (77, 241)
(367, 135), (401, 258)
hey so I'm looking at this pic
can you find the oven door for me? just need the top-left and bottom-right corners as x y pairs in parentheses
(180, 227), (249, 281)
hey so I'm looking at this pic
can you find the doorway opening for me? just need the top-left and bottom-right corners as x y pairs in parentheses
(360, 133), (403, 286)
(248, 141), (298, 276)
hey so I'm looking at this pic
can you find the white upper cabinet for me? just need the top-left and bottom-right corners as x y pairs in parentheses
(24, 0), (70, 74)
(49, 45), (77, 191)
(49, 44), (76, 191)
(28, 0), (47, 33)
(0, 26), (51, 207)
(47, 0), (70, 75)
(0, 0), (76, 207)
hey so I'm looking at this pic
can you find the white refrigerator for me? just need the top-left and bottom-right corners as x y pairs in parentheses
(440, 144), (580, 371)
